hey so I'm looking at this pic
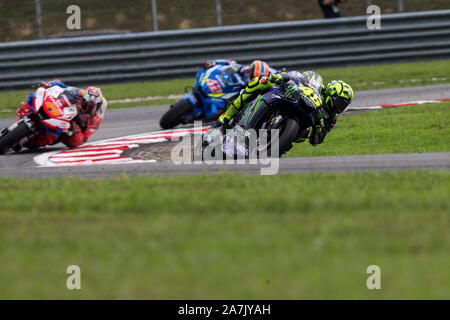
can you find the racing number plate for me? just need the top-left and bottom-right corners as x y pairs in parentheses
(205, 79), (224, 95)
(299, 86), (322, 108)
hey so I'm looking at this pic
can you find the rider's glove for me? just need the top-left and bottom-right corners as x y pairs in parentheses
(268, 73), (289, 86)
(201, 60), (216, 69)
(309, 119), (326, 146)
(267, 74), (283, 85)
(67, 122), (82, 137)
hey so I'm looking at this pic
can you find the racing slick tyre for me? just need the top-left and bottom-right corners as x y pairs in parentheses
(0, 122), (32, 155)
(159, 100), (194, 130)
(257, 117), (299, 158)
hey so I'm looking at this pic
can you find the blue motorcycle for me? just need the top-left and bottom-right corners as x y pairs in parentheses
(159, 63), (249, 129)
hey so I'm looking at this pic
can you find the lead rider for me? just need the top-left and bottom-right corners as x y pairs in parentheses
(215, 71), (354, 146)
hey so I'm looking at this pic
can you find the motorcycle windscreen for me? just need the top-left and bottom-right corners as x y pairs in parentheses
(219, 66), (246, 90)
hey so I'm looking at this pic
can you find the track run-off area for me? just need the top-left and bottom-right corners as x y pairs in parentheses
(0, 84), (449, 178)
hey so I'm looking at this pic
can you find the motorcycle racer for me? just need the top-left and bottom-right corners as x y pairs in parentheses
(17, 80), (107, 149)
(160, 59), (279, 129)
(200, 59), (277, 82)
(216, 70), (354, 146)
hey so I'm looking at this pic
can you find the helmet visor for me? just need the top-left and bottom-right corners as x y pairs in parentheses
(334, 96), (349, 113)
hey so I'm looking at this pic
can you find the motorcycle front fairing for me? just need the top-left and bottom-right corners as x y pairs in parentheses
(33, 87), (78, 136)
(184, 65), (246, 121)
(240, 84), (317, 132)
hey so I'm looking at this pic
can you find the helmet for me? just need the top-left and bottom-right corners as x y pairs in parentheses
(249, 60), (270, 79)
(324, 80), (354, 114)
(83, 86), (103, 114)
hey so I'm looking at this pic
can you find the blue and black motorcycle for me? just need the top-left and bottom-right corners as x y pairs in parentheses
(159, 63), (250, 130)
(197, 71), (325, 159)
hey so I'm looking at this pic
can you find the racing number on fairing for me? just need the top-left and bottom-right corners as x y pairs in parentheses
(45, 101), (63, 117)
(299, 87), (322, 108)
(205, 79), (224, 95)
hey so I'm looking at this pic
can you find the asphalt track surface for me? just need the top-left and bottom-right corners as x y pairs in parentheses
(0, 84), (449, 178)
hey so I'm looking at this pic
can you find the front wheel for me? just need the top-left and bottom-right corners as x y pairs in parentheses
(159, 100), (194, 129)
(257, 117), (299, 158)
(0, 121), (33, 155)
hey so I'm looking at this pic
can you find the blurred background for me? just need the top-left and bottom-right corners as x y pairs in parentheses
(1, 0), (449, 41)
(0, 1), (449, 301)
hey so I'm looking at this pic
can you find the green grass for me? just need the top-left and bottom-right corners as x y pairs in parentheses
(0, 171), (449, 299)
(0, 78), (191, 117)
(317, 59), (450, 90)
(1, 60), (449, 118)
(286, 102), (450, 157)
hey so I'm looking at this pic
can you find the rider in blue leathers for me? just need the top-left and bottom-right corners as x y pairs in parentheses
(200, 59), (277, 83)
(161, 59), (278, 128)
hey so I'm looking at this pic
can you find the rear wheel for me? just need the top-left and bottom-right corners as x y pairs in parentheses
(0, 122), (32, 155)
(159, 100), (194, 130)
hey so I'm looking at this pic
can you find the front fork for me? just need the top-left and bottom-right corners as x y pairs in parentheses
(11, 117), (37, 151)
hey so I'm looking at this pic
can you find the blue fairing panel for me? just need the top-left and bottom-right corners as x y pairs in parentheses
(26, 93), (37, 112)
(43, 123), (62, 136)
(50, 81), (68, 88)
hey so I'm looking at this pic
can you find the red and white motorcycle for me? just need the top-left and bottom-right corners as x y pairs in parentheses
(0, 86), (80, 154)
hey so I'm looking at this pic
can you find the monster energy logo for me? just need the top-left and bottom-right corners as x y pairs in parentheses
(243, 96), (264, 124)
(285, 86), (299, 100)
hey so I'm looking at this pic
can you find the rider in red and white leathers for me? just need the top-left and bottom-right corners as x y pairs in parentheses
(19, 80), (107, 149)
